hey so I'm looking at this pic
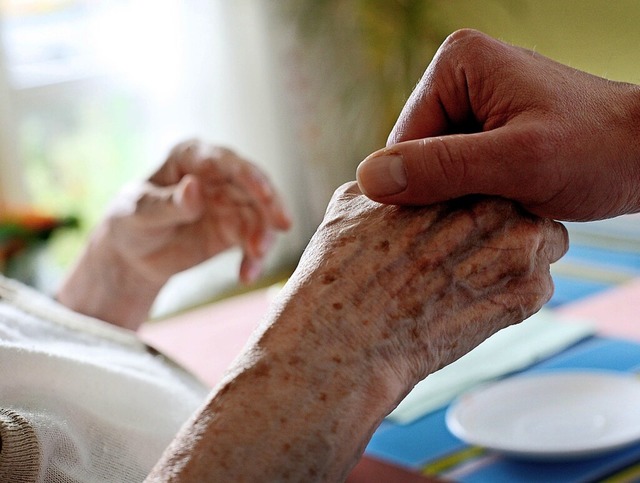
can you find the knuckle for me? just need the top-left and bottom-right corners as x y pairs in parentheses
(336, 180), (359, 193)
(440, 29), (494, 61)
(131, 191), (154, 216)
(170, 138), (201, 158)
(499, 273), (552, 320)
(213, 145), (235, 159)
(444, 28), (486, 48)
(331, 181), (361, 202)
(511, 125), (555, 162)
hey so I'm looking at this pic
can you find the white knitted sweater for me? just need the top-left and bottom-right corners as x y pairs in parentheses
(0, 276), (208, 482)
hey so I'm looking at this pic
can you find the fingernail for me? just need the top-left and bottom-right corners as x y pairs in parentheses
(356, 154), (407, 197)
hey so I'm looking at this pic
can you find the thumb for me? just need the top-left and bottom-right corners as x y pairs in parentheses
(171, 175), (205, 222)
(356, 128), (540, 206)
(135, 175), (204, 227)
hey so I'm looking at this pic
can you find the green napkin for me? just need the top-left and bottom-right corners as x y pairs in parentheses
(387, 309), (594, 424)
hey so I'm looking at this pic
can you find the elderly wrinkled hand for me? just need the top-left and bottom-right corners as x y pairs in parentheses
(289, 182), (568, 386)
(109, 139), (291, 286)
(57, 139), (291, 329)
(147, 182), (568, 482)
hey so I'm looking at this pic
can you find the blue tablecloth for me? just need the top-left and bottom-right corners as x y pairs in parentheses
(367, 337), (640, 482)
(366, 217), (640, 482)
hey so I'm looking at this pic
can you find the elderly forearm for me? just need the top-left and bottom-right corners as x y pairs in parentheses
(145, 188), (567, 481)
(145, 281), (402, 482)
(57, 225), (164, 330)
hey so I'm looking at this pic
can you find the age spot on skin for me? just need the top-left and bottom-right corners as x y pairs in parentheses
(375, 240), (390, 252)
(335, 234), (358, 247)
(253, 361), (271, 378)
(332, 302), (343, 310)
(321, 271), (339, 284)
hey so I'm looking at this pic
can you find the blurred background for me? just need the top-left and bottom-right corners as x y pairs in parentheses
(1, 0), (640, 317)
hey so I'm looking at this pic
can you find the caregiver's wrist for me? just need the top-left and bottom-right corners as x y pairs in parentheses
(619, 83), (640, 214)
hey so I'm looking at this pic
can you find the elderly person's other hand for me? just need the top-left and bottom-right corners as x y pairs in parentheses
(57, 139), (291, 329)
(357, 29), (640, 222)
(147, 182), (567, 482)
(115, 139), (291, 286)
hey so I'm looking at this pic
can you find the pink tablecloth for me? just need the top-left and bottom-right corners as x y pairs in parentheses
(140, 289), (273, 387)
(140, 278), (640, 388)
(140, 288), (437, 481)
(139, 278), (640, 483)
(557, 277), (640, 342)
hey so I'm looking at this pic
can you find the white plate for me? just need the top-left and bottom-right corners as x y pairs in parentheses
(446, 371), (640, 460)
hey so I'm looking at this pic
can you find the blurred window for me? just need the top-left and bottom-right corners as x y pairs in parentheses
(0, 0), (187, 271)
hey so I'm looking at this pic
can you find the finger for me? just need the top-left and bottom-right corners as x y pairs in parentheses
(387, 30), (522, 146)
(269, 192), (293, 231)
(538, 219), (569, 264)
(490, 270), (556, 322)
(356, 125), (550, 208)
(192, 149), (292, 233)
(251, 229), (275, 259)
(173, 175), (205, 221)
(239, 229), (273, 280)
(239, 255), (264, 285)
(199, 181), (276, 261)
(243, 224), (267, 260)
(149, 139), (203, 186)
(236, 162), (292, 231)
(134, 175), (204, 228)
(386, 61), (454, 147)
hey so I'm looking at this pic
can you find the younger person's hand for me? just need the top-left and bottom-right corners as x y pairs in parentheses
(357, 29), (640, 221)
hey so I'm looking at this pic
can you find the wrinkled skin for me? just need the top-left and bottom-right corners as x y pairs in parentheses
(114, 140), (291, 285)
(294, 185), (568, 383)
(57, 139), (291, 329)
(147, 182), (568, 482)
(357, 29), (640, 221)
(287, 182), (568, 385)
